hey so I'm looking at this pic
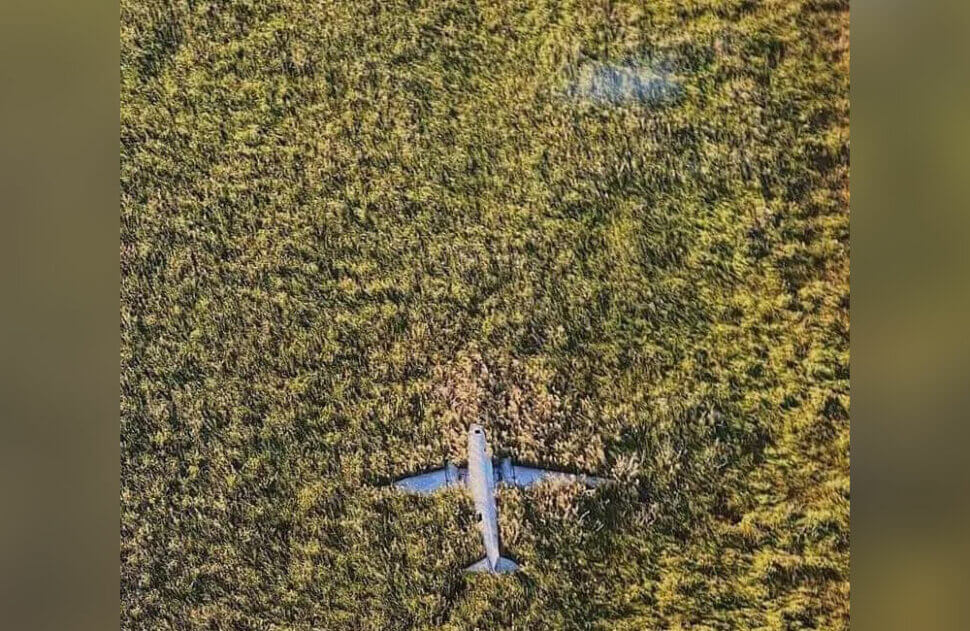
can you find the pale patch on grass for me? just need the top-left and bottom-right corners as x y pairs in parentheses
(565, 59), (682, 105)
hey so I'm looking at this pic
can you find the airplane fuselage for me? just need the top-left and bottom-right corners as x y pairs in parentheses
(467, 424), (501, 568)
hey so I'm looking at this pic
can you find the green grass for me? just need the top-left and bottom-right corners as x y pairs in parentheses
(121, 0), (849, 628)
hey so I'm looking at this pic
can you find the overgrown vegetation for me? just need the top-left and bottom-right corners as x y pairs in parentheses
(121, 0), (849, 628)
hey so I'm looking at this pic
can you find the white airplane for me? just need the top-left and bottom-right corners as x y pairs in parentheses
(390, 423), (606, 573)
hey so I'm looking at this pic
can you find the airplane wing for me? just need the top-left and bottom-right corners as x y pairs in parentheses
(392, 462), (466, 494)
(495, 458), (606, 489)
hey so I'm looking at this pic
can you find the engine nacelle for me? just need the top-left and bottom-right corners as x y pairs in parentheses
(498, 457), (516, 486)
(445, 461), (461, 487)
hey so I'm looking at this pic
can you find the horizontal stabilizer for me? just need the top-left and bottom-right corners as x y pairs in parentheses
(495, 556), (519, 572)
(464, 556), (519, 574)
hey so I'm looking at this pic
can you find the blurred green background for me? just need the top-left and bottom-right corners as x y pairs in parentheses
(3, 0), (965, 629)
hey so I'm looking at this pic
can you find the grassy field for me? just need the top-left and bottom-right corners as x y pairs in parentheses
(121, 0), (849, 628)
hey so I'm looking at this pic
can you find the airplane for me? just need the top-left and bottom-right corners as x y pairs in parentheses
(389, 423), (606, 574)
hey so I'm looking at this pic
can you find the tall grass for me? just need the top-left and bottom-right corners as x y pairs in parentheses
(121, 0), (849, 628)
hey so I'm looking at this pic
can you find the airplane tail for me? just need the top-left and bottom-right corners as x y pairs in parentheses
(464, 556), (519, 573)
